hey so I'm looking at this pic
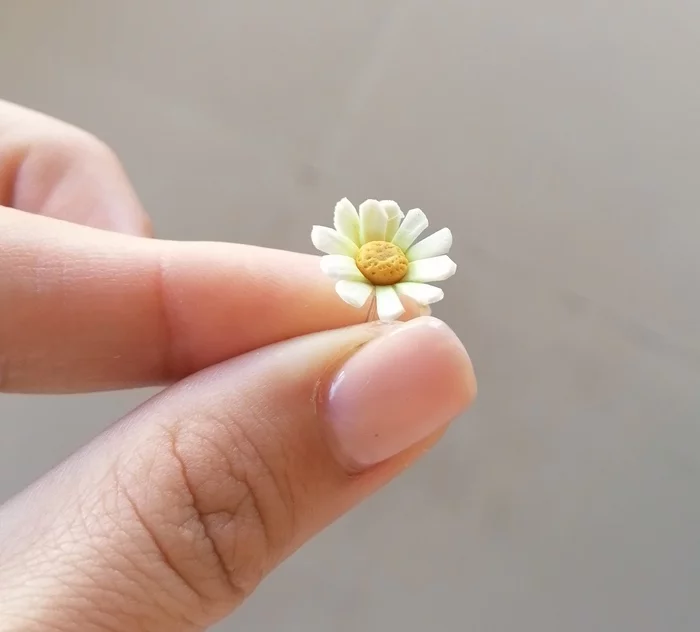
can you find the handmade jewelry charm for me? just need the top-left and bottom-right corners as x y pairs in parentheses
(311, 198), (456, 322)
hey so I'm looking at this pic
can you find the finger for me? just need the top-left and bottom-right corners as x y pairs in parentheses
(0, 99), (151, 236)
(0, 208), (425, 393)
(0, 317), (475, 631)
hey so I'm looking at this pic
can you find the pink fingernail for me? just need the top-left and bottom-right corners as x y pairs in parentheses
(322, 317), (475, 469)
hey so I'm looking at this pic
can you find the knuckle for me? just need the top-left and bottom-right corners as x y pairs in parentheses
(112, 411), (297, 615)
(66, 130), (125, 175)
(44, 127), (117, 166)
(70, 129), (108, 153)
(169, 413), (297, 591)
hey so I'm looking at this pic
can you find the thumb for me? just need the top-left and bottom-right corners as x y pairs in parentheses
(0, 317), (475, 631)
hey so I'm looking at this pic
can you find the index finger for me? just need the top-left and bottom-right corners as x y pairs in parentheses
(0, 208), (422, 393)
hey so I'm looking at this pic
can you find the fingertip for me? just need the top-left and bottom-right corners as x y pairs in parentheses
(321, 316), (475, 469)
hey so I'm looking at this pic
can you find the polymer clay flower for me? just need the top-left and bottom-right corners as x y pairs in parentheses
(311, 198), (456, 322)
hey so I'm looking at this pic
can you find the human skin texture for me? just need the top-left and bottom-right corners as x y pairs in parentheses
(0, 100), (476, 632)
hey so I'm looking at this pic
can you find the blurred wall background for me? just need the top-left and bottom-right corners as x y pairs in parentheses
(1, 1), (700, 630)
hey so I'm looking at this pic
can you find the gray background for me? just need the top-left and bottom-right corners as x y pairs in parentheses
(1, 1), (700, 630)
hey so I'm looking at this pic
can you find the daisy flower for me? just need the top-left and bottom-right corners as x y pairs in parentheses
(311, 198), (456, 322)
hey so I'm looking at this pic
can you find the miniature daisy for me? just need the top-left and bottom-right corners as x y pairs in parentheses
(311, 198), (456, 322)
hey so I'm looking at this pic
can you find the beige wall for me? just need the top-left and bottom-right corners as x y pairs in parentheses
(1, 2), (699, 630)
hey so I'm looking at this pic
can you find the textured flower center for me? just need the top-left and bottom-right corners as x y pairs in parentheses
(355, 241), (409, 285)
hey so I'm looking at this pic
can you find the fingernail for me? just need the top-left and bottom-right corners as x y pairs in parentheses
(321, 317), (475, 469)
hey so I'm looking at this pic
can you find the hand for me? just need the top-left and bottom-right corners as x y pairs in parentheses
(0, 100), (476, 631)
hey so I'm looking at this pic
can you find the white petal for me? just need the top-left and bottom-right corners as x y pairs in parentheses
(320, 255), (366, 281)
(380, 200), (404, 241)
(406, 227), (453, 261)
(359, 199), (388, 243)
(311, 226), (359, 256)
(333, 198), (360, 245)
(394, 282), (445, 305)
(335, 280), (373, 308)
(391, 208), (429, 251)
(375, 285), (405, 322)
(404, 255), (457, 283)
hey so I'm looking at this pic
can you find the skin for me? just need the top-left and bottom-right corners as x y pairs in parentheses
(0, 100), (477, 632)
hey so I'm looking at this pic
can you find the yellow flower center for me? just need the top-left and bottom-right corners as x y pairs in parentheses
(355, 241), (409, 285)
